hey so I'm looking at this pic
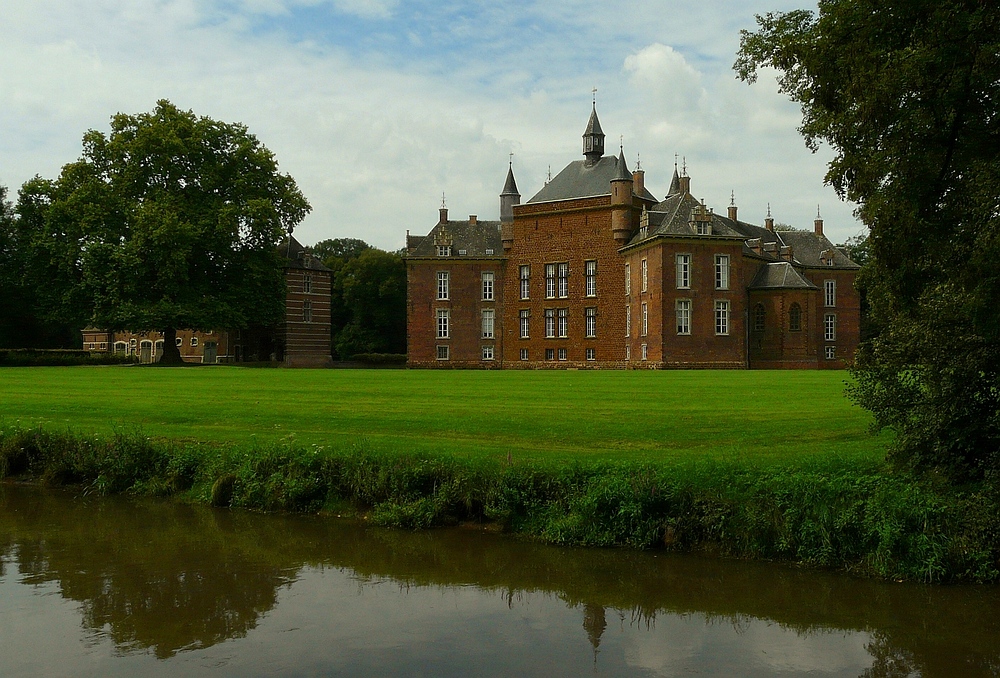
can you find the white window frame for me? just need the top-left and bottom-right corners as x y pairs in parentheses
(520, 265), (530, 300)
(676, 254), (691, 289)
(437, 245), (451, 257)
(586, 347), (595, 361)
(545, 264), (556, 299)
(303, 274), (312, 294)
(482, 345), (494, 361)
(437, 345), (450, 360)
(558, 348), (567, 361)
(482, 271), (495, 301)
(436, 309), (450, 339)
(715, 255), (730, 290)
(545, 308), (556, 338)
(641, 258), (648, 292)
(437, 271), (450, 300)
(585, 260), (597, 297)
(545, 348), (555, 361)
(825, 345), (836, 360)
(825, 280), (836, 307)
(585, 307), (596, 338)
(557, 308), (568, 338)
(825, 313), (837, 341)
(626, 305), (631, 338)
(641, 302), (648, 336)
(715, 300), (729, 336)
(557, 262), (569, 298)
(641, 343), (648, 361)
(626, 345), (631, 361)
(519, 309), (530, 339)
(676, 299), (691, 335)
(625, 263), (631, 296)
(520, 348), (529, 361)
(191, 337), (199, 347)
(481, 308), (495, 339)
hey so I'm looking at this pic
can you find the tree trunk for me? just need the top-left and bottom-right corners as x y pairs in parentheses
(158, 328), (185, 365)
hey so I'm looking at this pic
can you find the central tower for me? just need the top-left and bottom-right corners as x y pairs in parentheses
(582, 103), (605, 166)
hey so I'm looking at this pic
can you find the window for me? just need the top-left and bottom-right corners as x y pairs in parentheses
(482, 309), (495, 339)
(558, 348), (567, 361)
(557, 262), (569, 298)
(191, 337), (199, 347)
(641, 259), (648, 292)
(99, 342), (107, 350)
(626, 345), (631, 360)
(437, 345), (450, 360)
(88, 342), (95, 350)
(697, 221), (711, 235)
(557, 308), (568, 338)
(303, 274), (312, 293)
(519, 309), (530, 339)
(437, 245), (451, 257)
(641, 344), (648, 361)
(545, 309), (556, 338)
(303, 299), (312, 322)
(545, 348), (555, 361)
(715, 255), (730, 290)
(715, 300), (729, 335)
(436, 309), (450, 339)
(789, 303), (802, 332)
(520, 348), (529, 361)
(437, 271), (450, 300)
(625, 263), (631, 295)
(825, 346), (836, 360)
(641, 302), (648, 336)
(825, 280), (836, 307)
(482, 271), (495, 301)
(676, 254), (691, 289)
(585, 307), (596, 338)
(676, 299), (691, 335)
(114, 342), (127, 354)
(586, 348), (595, 361)
(482, 345), (494, 361)
(585, 260), (597, 297)
(175, 337), (183, 347)
(753, 303), (766, 332)
(545, 264), (556, 299)
(825, 313), (837, 341)
(626, 305), (631, 337)
(520, 265), (530, 299)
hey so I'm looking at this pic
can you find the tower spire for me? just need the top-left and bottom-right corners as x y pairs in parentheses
(582, 97), (605, 166)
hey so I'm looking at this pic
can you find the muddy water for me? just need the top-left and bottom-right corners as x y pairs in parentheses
(0, 484), (997, 677)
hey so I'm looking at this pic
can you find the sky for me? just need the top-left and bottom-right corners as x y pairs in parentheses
(0, 0), (865, 251)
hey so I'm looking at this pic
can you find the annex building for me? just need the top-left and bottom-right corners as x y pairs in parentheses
(83, 237), (333, 367)
(406, 105), (860, 369)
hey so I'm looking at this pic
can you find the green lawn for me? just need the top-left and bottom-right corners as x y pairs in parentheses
(0, 367), (886, 466)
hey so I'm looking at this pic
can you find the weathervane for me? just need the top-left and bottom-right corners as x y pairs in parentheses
(592, 87), (597, 104)
(441, 192), (446, 209)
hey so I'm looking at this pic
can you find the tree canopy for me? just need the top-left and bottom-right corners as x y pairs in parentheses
(18, 100), (310, 362)
(737, 0), (1000, 480)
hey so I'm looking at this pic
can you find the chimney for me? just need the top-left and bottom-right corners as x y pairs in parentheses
(765, 215), (774, 232)
(746, 237), (762, 255)
(632, 168), (645, 198)
(814, 206), (824, 236)
(678, 175), (691, 195)
(439, 206), (448, 224)
(780, 245), (793, 261)
(469, 215), (477, 226)
(728, 204), (738, 221)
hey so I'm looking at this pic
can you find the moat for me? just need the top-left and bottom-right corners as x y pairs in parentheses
(1, 483), (997, 677)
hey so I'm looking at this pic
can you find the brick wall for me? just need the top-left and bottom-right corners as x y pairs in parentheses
(282, 267), (332, 367)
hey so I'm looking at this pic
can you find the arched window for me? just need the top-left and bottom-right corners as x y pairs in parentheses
(753, 304), (766, 332)
(789, 303), (802, 332)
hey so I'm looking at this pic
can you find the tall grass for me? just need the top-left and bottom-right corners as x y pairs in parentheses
(1, 424), (996, 583)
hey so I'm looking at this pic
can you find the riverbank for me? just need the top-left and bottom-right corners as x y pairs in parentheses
(1, 425), (997, 583)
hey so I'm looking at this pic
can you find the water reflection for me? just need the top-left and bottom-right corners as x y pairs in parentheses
(0, 484), (998, 677)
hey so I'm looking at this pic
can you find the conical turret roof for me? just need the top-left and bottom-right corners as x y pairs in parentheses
(501, 164), (519, 196)
(612, 149), (632, 181)
(667, 167), (681, 197)
(584, 104), (604, 137)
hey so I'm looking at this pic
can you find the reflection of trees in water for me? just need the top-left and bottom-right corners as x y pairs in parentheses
(862, 633), (918, 678)
(0, 489), (299, 658)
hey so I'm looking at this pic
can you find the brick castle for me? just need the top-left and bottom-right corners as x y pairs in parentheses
(406, 104), (860, 369)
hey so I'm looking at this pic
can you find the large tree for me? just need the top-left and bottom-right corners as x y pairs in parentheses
(19, 100), (310, 363)
(736, 1), (1000, 480)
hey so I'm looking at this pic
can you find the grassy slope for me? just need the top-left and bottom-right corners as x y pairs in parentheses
(0, 366), (884, 467)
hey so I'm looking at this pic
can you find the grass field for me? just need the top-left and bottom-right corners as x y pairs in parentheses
(0, 366), (886, 468)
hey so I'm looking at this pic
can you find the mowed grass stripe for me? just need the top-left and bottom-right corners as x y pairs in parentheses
(0, 367), (885, 465)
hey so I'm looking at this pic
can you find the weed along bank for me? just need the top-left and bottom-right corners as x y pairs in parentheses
(406, 103), (861, 369)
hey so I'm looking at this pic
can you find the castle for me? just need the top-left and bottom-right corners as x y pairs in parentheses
(407, 104), (861, 369)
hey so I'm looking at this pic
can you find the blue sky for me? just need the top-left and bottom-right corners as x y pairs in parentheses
(0, 0), (862, 249)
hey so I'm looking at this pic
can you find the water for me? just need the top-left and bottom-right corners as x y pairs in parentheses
(0, 484), (997, 677)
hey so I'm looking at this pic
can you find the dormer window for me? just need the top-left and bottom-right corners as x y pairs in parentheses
(697, 222), (711, 235)
(437, 245), (451, 257)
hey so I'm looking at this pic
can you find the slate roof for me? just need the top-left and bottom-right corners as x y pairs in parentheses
(280, 236), (332, 271)
(749, 262), (818, 290)
(527, 155), (658, 204)
(407, 219), (503, 258)
(501, 165), (520, 197)
(776, 230), (860, 269)
(627, 192), (774, 243)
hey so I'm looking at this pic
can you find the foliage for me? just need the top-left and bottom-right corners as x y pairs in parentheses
(349, 353), (407, 365)
(2, 424), (998, 582)
(16, 100), (310, 364)
(312, 237), (371, 264)
(736, 1), (1000, 480)
(0, 349), (135, 367)
(837, 233), (870, 267)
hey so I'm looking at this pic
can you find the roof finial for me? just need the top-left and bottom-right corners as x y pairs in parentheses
(682, 156), (687, 176)
(592, 87), (597, 105)
(816, 204), (822, 218)
(509, 151), (514, 167)
(674, 152), (678, 170)
(441, 192), (447, 209)
(730, 190), (735, 206)
(636, 152), (641, 171)
(619, 134), (624, 153)
(766, 202), (772, 218)
(546, 165), (552, 184)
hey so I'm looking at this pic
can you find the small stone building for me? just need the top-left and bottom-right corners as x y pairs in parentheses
(406, 104), (860, 369)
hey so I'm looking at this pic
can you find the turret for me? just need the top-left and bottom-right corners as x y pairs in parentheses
(582, 104), (605, 166)
(500, 162), (520, 223)
(611, 150), (634, 243)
